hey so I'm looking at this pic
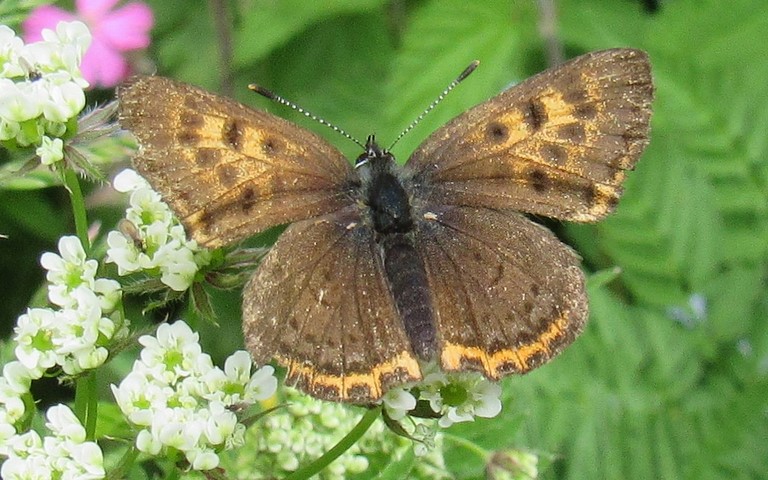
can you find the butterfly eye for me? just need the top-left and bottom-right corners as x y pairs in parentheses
(355, 154), (370, 169)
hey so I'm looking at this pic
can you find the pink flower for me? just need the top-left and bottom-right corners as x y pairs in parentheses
(24, 0), (153, 88)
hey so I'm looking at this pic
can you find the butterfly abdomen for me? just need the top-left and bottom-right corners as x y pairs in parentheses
(381, 234), (437, 360)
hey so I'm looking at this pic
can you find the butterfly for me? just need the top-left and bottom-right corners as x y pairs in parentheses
(118, 48), (653, 403)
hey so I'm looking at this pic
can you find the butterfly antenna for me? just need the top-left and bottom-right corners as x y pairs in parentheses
(249, 84), (365, 149)
(387, 60), (480, 151)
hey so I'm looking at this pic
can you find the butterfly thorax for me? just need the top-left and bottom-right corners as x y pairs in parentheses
(356, 136), (415, 235)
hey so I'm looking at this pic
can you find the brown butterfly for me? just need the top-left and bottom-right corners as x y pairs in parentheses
(118, 48), (653, 403)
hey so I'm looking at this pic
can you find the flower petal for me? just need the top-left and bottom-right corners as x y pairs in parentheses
(79, 38), (128, 88)
(76, 0), (121, 20)
(22, 6), (76, 42)
(99, 3), (154, 51)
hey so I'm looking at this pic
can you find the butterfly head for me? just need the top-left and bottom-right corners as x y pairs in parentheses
(354, 135), (396, 172)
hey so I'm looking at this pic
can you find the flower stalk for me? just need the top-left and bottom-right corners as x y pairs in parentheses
(283, 405), (382, 480)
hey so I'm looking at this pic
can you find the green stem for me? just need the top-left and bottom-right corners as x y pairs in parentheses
(442, 432), (490, 460)
(108, 444), (140, 480)
(62, 167), (90, 254)
(63, 164), (97, 437)
(74, 372), (98, 439)
(283, 405), (381, 480)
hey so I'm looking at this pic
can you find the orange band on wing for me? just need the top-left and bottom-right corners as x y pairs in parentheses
(440, 314), (569, 378)
(277, 350), (422, 402)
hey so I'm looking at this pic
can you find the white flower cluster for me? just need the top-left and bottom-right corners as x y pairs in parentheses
(111, 321), (278, 471)
(0, 21), (91, 163)
(230, 389), (380, 479)
(106, 169), (211, 291)
(13, 236), (127, 377)
(0, 362), (32, 447)
(1, 404), (105, 480)
(382, 365), (503, 430)
(227, 388), (451, 479)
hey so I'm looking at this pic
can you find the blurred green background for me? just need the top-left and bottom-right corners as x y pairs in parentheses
(2, 0), (767, 479)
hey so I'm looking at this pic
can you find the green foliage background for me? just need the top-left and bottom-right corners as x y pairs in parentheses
(2, 0), (767, 479)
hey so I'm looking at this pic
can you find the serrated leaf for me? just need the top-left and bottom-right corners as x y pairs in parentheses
(383, 0), (536, 157)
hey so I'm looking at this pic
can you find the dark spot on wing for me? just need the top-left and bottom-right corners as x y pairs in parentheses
(241, 186), (257, 212)
(223, 118), (243, 150)
(216, 164), (239, 188)
(523, 98), (547, 132)
(574, 103), (598, 120)
(486, 122), (509, 142)
(542, 144), (568, 165)
(528, 169), (550, 193)
(177, 130), (199, 146)
(195, 148), (218, 168)
(180, 114), (204, 128)
(558, 123), (587, 144)
(262, 137), (280, 155)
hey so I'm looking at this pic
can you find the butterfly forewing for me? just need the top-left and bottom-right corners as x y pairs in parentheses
(414, 206), (587, 377)
(242, 207), (421, 403)
(118, 76), (356, 248)
(406, 48), (653, 223)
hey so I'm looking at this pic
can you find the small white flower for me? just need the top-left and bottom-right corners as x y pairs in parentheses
(202, 402), (238, 445)
(45, 404), (86, 442)
(156, 409), (201, 451)
(412, 423), (438, 456)
(0, 381), (26, 424)
(2, 361), (33, 394)
(127, 188), (173, 228)
(419, 371), (503, 428)
(187, 447), (220, 470)
(35, 135), (64, 165)
(0, 81), (43, 123)
(13, 307), (59, 372)
(108, 170), (210, 291)
(244, 364), (278, 403)
(136, 429), (162, 455)
(382, 386), (417, 421)
(0, 26), (24, 77)
(42, 80), (86, 122)
(138, 321), (203, 382)
(112, 169), (150, 193)
(40, 236), (97, 300)
(92, 278), (122, 314)
(48, 20), (92, 62)
(105, 230), (142, 274)
(68, 441), (106, 479)
(6, 429), (43, 456)
(155, 241), (199, 291)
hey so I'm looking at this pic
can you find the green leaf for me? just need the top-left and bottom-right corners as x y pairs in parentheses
(383, 0), (537, 157)
(233, 0), (387, 68)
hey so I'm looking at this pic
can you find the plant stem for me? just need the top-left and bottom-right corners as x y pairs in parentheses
(62, 167), (90, 254)
(442, 432), (489, 460)
(74, 372), (98, 439)
(283, 405), (381, 480)
(63, 166), (97, 437)
(109, 444), (140, 480)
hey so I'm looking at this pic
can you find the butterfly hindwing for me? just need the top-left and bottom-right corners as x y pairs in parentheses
(414, 206), (588, 377)
(118, 76), (355, 248)
(242, 207), (421, 403)
(406, 48), (653, 223)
